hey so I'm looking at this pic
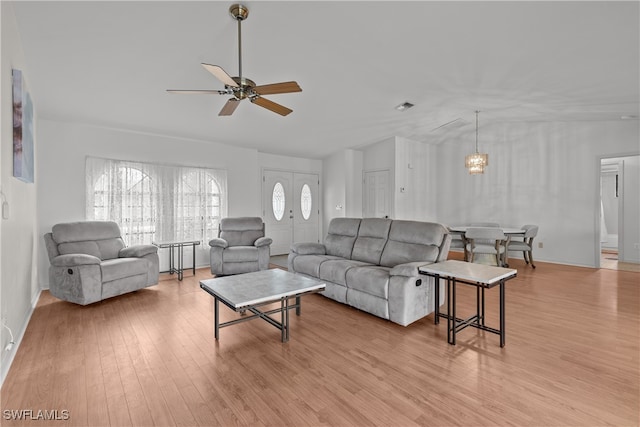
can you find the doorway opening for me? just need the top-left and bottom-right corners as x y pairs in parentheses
(600, 160), (620, 269)
(598, 154), (640, 272)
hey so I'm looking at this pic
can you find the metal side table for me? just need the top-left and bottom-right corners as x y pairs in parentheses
(153, 240), (201, 281)
(419, 260), (517, 347)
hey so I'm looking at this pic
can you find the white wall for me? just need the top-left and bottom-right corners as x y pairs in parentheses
(321, 149), (363, 237)
(322, 151), (347, 236)
(1, 2), (40, 386)
(362, 137), (395, 218)
(435, 120), (639, 267)
(394, 137), (438, 222)
(344, 149), (363, 219)
(259, 152), (322, 174)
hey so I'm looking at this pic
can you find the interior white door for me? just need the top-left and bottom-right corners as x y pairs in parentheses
(263, 170), (293, 255)
(293, 173), (320, 244)
(363, 169), (391, 218)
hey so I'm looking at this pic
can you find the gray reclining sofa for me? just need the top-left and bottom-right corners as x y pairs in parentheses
(44, 221), (160, 305)
(288, 218), (451, 326)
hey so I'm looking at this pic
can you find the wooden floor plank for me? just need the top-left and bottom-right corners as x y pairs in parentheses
(1, 258), (638, 426)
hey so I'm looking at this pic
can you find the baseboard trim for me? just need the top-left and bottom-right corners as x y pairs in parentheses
(0, 289), (41, 389)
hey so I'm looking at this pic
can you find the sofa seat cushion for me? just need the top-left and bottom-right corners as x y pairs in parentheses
(223, 246), (258, 262)
(293, 255), (341, 278)
(346, 266), (391, 299)
(101, 258), (148, 282)
(319, 259), (369, 286)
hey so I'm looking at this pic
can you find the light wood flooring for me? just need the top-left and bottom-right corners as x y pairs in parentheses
(601, 250), (640, 272)
(1, 256), (638, 426)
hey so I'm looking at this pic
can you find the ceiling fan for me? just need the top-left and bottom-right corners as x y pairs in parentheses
(167, 4), (302, 117)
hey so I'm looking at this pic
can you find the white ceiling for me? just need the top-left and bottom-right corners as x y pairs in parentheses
(11, 1), (640, 159)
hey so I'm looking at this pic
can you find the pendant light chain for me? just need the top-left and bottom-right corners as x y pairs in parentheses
(475, 110), (479, 153)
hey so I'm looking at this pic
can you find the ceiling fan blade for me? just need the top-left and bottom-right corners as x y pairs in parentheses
(253, 81), (302, 95)
(166, 89), (228, 95)
(201, 64), (239, 88)
(219, 98), (241, 116)
(251, 97), (293, 116)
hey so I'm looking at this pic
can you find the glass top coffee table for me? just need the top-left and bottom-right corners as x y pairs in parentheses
(200, 269), (325, 343)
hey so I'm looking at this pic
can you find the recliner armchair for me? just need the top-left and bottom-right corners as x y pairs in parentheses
(209, 217), (272, 275)
(44, 221), (159, 305)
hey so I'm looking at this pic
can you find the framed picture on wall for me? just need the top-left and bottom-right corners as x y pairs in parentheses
(12, 68), (34, 183)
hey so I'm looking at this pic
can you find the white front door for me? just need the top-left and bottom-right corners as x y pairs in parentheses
(293, 173), (320, 244)
(363, 169), (391, 218)
(263, 170), (320, 255)
(263, 170), (294, 255)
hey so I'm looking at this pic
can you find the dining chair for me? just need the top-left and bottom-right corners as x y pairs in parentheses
(465, 227), (507, 266)
(506, 224), (539, 268)
(447, 226), (468, 260)
(469, 222), (501, 248)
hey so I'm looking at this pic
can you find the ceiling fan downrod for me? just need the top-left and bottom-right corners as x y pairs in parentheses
(230, 4), (249, 97)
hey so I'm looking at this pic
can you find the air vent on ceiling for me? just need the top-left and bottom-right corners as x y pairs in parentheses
(395, 102), (414, 112)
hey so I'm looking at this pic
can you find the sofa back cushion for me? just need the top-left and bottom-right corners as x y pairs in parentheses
(380, 220), (447, 267)
(351, 218), (392, 264)
(219, 217), (265, 246)
(52, 221), (125, 260)
(324, 218), (361, 258)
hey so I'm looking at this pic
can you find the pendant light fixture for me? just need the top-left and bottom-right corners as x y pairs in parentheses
(465, 110), (488, 174)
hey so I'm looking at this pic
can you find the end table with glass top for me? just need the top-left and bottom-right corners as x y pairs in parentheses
(152, 240), (201, 280)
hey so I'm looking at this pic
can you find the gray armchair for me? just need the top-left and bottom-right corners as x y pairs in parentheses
(44, 221), (159, 305)
(209, 217), (272, 276)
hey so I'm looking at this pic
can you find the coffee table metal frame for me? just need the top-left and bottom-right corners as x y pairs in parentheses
(200, 270), (325, 343)
(419, 260), (517, 347)
(153, 240), (201, 281)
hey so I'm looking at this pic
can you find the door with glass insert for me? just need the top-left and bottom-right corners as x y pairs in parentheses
(263, 170), (293, 255)
(293, 173), (319, 244)
(263, 170), (320, 255)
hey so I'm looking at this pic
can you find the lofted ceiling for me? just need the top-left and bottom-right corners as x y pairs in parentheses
(11, 1), (640, 159)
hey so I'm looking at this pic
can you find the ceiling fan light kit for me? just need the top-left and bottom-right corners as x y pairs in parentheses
(167, 3), (301, 117)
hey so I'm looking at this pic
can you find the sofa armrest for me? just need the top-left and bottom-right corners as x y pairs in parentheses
(390, 261), (434, 278)
(51, 254), (101, 267)
(119, 244), (158, 258)
(209, 238), (228, 249)
(291, 242), (326, 255)
(255, 237), (273, 247)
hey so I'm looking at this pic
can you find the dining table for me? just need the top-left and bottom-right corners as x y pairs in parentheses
(449, 225), (525, 267)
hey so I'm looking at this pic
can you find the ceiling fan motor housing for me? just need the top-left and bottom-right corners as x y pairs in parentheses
(229, 77), (256, 99)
